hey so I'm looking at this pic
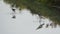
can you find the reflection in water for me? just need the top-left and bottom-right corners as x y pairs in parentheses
(1, 1), (60, 34)
(46, 24), (49, 28)
(12, 15), (16, 19)
(36, 23), (45, 30)
(3, 0), (60, 29)
(11, 5), (16, 19)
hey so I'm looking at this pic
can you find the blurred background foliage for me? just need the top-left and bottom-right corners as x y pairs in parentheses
(3, 0), (60, 28)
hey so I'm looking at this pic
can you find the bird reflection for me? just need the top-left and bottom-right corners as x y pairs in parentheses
(50, 23), (52, 26)
(53, 23), (57, 28)
(36, 23), (44, 30)
(12, 5), (16, 19)
(11, 8), (16, 19)
(46, 24), (49, 28)
(12, 15), (16, 19)
(50, 23), (54, 28)
(12, 8), (15, 12)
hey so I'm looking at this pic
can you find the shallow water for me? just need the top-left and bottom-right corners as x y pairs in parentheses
(0, 0), (60, 34)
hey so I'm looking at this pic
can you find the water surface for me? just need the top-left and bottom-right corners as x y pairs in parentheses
(0, 0), (60, 34)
